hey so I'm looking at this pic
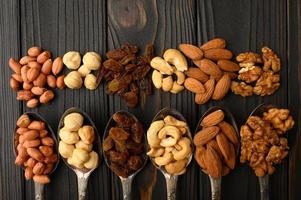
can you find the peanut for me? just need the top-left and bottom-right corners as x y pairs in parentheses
(52, 57), (63, 75)
(28, 121), (45, 130)
(27, 99), (39, 108)
(32, 162), (45, 175)
(10, 77), (19, 91)
(27, 46), (42, 57)
(23, 139), (41, 148)
(33, 175), (50, 184)
(37, 51), (51, 64)
(25, 167), (34, 179)
(39, 90), (55, 104)
(9, 58), (21, 74)
(19, 56), (36, 65)
(27, 148), (44, 162)
(41, 59), (53, 75)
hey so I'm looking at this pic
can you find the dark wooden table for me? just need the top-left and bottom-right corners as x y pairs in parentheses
(1, 0), (300, 199)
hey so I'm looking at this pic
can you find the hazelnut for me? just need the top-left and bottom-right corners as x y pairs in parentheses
(84, 151), (99, 169)
(63, 112), (84, 131)
(75, 140), (93, 152)
(58, 141), (74, 158)
(63, 51), (81, 69)
(59, 128), (80, 144)
(82, 52), (101, 70)
(84, 74), (97, 90)
(78, 65), (91, 77)
(64, 71), (83, 89)
(78, 125), (95, 144)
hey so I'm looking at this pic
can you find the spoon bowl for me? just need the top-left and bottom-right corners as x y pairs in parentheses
(58, 107), (102, 200)
(103, 110), (148, 200)
(13, 112), (60, 200)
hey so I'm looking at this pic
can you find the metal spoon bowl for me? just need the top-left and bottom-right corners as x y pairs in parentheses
(102, 110), (148, 200)
(58, 107), (102, 200)
(195, 106), (239, 200)
(13, 112), (60, 200)
(148, 107), (194, 200)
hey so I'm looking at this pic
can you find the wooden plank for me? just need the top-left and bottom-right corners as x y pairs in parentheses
(0, 0), (25, 200)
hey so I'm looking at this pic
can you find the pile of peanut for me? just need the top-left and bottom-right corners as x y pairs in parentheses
(147, 115), (192, 175)
(9, 47), (65, 108)
(240, 108), (294, 177)
(194, 110), (239, 178)
(14, 114), (58, 184)
(231, 47), (281, 97)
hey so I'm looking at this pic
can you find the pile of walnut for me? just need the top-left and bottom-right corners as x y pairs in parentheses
(103, 112), (145, 178)
(150, 49), (187, 93)
(63, 51), (101, 90)
(9, 46), (65, 108)
(240, 108), (294, 177)
(194, 110), (239, 178)
(179, 39), (239, 104)
(14, 114), (58, 184)
(147, 115), (192, 175)
(58, 112), (99, 170)
(231, 47), (281, 96)
(101, 44), (154, 107)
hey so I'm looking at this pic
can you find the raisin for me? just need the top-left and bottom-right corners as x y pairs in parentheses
(122, 91), (138, 107)
(119, 54), (136, 65)
(131, 122), (144, 143)
(103, 136), (114, 152)
(96, 67), (107, 85)
(132, 65), (151, 81)
(130, 82), (139, 94)
(126, 139), (144, 154)
(121, 43), (138, 54)
(127, 156), (143, 171)
(109, 127), (129, 141)
(110, 162), (129, 178)
(106, 49), (127, 60)
(112, 113), (134, 128)
(114, 140), (127, 153)
(109, 150), (129, 164)
(103, 59), (123, 72)
(125, 63), (137, 72)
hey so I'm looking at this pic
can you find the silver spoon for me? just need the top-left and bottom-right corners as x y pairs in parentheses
(196, 106), (240, 200)
(148, 107), (194, 200)
(248, 103), (276, 200)
(58, 107), (102, 200)
(103, 110), (148, 200)
(13, 112), (60, 200)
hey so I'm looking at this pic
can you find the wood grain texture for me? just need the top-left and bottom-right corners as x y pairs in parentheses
(0, 0), (300, 199)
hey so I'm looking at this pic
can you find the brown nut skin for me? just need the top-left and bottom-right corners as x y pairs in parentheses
(44, 154), (58, 164)
(34, 73), (47, 88)
(23, 82), (33, 90)
(28, 46), (42, 57)
(19, 130), (39, 143)
(28, 61), (41, 71)
(41, 137), (54, 146)
(25, 167), (34, 179)
(17, 114), (31, 128)
(17, 90), (34, 101)
(37, 51), (51, 64)
(47, 75), (56, 88)
(10, 77), (20, 91)
(39, 90), (55, 104)
(16, 127), (29, 134)
(31, 87), (46, 95)
(27, 148), (44, 162)
(56, 75), (65, 89)
(33, 175), (50, 184)
(27, 98), (39, 108)
(26, 158), (37, 168)
(41, 59), (53, 75)
(28, 121), (45, 130)
(15, 155), (27, 166)
(39, 130), (48, 138)
(39, 146), (53, 157)
(32, 162), (46, 175)
(52, 57), (63, 75)
(43, 163), (54, 174)
(9, 58), (21, 74)
(19, 56), (36, 65)
(27, 68), (39, 82)
(12, 73), (23, 82)
(23, 139), (41, 148)
(21, 65), (29, 82)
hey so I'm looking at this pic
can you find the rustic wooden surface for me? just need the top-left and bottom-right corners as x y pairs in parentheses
(0, 0), (300, 199)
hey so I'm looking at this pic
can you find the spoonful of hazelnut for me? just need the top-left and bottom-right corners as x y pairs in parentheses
(13, 112), (60, 200)
(102, 111), (147, 200)
(58, 107), (101, 200)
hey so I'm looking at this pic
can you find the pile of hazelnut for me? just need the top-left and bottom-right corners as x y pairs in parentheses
(63, 51), (101, 90)
(231, 47), (281, 97)
(240, 108), (294, 177)
(9, 46), (65, 108)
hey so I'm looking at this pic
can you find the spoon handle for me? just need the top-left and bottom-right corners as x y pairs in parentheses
(259, 175), (269, 200)
(77, 172), (89, 200)
(209, 176), (221, 200)
(120, 176), (133, 200)
(164, 174), (178, 200)
(34, 182), (45, 200)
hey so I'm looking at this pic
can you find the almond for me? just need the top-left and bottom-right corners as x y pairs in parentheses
(200, 38), (226, 51)
(217, 60), (240, 72)
(195, 79), (215, 105)
(27, 68), (39, 82)
(185, 67), (209, 83)
(204, 49), (233, 61)
(194, 59), (222, 77)
(179, 44), (203, 60)
(212, 74), (231, 100)
(41, 59), (53, 75)
(195, 146), (207, 169)
(206, 140), (223, 158)
(204, 146), (222, 178)
(224, 72), (238, 80)
(37, 51), (51, 64)
(19, 56), (36, 65)
(9, 58), (21, 74)
(52, 57), (63, 75)
(222, 165), (230, 176)
(216, 133), (231, 160)
(201, 109), (225, 127)
(193, 126), (220, 146)
(224, 143), (236, 169)
(218, 121), (238, 146)
(28, 46), (42, 57)
(184, 78), (205, 94)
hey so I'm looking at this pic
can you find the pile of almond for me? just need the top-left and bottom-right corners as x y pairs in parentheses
(179, 38), (239, 104)
(193, 109), (239, 178)
(14, 114), (58, 184)
(9, 46), (65, 108)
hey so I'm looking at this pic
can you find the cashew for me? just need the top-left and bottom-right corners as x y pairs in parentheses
(160, 137), (177, 147)
(163, 49), (188, 72)
(147, 120), (165, 148)
(172, 137), (192, 160)
(174, 70), (185, 85)
(170, 82), (184, 94)
(152, 70), (163, 89)
(150, 57), (174, 75)
(174, 168), (186, 175)
(178, 127), (187, 135)
(154, 152), (174, 166)
(165, 146), (174, 153)
(175, 144), (182, 151)
(164, 115), (187, 127)
(158, 126), (181, 140)
(162, 76), (173, 91)
(164, 158), (188, 175)
(147, 148), (165, 157)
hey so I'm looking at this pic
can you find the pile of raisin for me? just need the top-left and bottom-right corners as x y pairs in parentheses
(103, 112), (145, 177)
(98, 43), (154, 107)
